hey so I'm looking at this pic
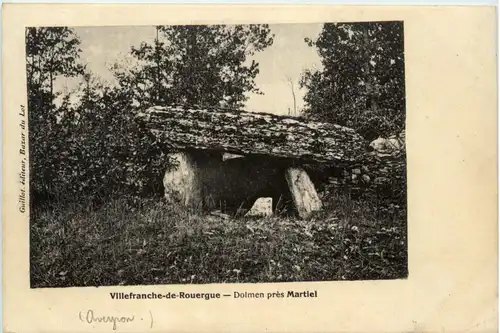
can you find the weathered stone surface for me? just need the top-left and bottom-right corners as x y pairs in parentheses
(136, 105), (367, 164)
(163, 152), (202, 208)
(285, 167), (322, 219)
(314, 130), (406, 201)
(245, 197), (273, 217)
(148, 107), (405, 216)
(379, 167), (389, 174)
(369, 137), (387, 153)
(209, 210), (231, 220)
(369, 133), (405, 156)
(222, 153), (244, 161)
(374, 177), (391, 185)
(362, 174), (371, 183)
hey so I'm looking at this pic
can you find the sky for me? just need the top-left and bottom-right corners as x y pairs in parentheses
(54, 24), (324, 116)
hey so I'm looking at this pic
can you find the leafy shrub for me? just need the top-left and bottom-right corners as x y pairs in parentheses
(31, 83), (173, 207)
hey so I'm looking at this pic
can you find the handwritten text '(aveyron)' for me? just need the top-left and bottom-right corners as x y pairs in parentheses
(79, 309), (136, 330)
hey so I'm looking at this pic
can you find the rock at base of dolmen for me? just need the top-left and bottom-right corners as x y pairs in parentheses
(285, 167), (323, 219)
(163, 152), (202, 209)
(245, 197), (273, 217)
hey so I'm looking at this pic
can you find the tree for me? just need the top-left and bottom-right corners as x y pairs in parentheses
(300, 22), (405, 140)
(25, 27), (85, 202)
(112, 24), (274, 109)
(26, 27), (85, 99)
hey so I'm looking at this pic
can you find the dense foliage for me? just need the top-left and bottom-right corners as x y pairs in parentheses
(26, 27), (85, 203)
(48, 76), (168, 204)
(300, 22), (405, 140)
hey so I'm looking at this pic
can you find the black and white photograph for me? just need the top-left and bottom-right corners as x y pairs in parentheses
(27, 21), (407, 288)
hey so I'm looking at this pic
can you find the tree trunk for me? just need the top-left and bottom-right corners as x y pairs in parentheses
(49, 71), (53, 98)
(363, 25), (378, 112)
(136, 105), (367, 165)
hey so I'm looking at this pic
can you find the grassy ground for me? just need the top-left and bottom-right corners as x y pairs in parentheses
(30, 193), (407, 288)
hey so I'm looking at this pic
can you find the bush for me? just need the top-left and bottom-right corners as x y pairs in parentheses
(30, 85), (172, 207)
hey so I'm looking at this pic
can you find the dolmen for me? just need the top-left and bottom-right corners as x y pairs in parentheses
(135, 105), (366, 219)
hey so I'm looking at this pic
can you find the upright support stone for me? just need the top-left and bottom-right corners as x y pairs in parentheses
(285, 167), (323, 219)
(163, 152), (202, 209)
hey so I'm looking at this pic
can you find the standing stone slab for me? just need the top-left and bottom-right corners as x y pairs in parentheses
(285, 167), (323, 219)
(163, 152), (202, 209)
